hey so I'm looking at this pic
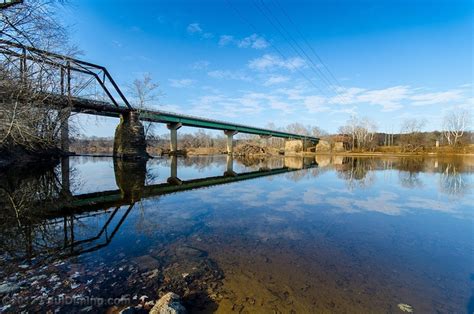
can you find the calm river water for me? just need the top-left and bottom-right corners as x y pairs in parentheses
(0, 155), (472, 313)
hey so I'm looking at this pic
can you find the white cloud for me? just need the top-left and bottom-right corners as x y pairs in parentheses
(207, 70), (251, 81)
(202, 32), (214, 39)
(187, 23), (213, 38)
(238, 34), (269, 49)
(186, 23), (202, 34)
(189, 93), (265, 118)
(168, 78), (195, 88)
(248, 54), (306, 72)
(329, 85), (472, 112)
(409, 90), (464, 106)
(354, 85), (409, 111)
(263, 75), (289, 86)
(304, 95), (329, 113)
(191, 60), (210, 70)
(218, 35), (234, 46)
(219, 33), (268, 50)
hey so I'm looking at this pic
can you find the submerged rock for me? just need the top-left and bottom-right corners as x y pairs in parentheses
(150, 292), (186, 314)
(0, 282), (20, 294)
(397, 303), (413, 312)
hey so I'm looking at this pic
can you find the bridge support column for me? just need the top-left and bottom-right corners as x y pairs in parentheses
(167, 123), (182, 154)
(61, 157), (71, 196)
(224, 154), (237, 177)
(113, 111), (148, 159)
(224, 130), (238, 155)
(60, 108), (70, 152)
(167, 155), (182, 185)
(114, 158), (146, 202)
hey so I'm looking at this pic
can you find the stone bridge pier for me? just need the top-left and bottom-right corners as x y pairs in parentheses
(113, 111), (148, 159)
(114, 158), (146, 203)
(284, 138), (318, 154)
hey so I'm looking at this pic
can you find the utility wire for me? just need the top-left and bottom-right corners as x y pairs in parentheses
(256, 0), (347, 104)
(274, 0), (345, 91)
(258, 0), (337, 92)
(225, 0), (329, 98)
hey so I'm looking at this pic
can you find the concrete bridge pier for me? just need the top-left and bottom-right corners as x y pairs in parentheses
(167, 155), (182, 185)
(224, 154), (237, 177)
(113, 111), (148, 159)
(167, 122), (182, 154)
(224, 130), (238, 155)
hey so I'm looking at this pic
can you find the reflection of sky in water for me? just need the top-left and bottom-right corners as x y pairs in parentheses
(64, 156), (473, 311)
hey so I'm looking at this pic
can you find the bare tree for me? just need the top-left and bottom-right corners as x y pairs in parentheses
(311, 126), (328, 138)
(0, 0), (77, 52)
(127, 73), (161, 140)
(338, 115), (377, 151)
(400, 118), (426, 152)
(442, 109), (472, 146)
(0, 1), (79, 155)
(286, 122), (311, 136)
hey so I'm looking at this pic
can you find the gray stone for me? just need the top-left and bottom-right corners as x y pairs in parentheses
(150, 292), (186, 314)
(113, 111), (148, 159)
(0, 282), (20, 294)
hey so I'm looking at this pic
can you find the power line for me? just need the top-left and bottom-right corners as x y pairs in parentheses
(274, 0), (344, 90)
(225, 0), (329, 98)
(258, 0), (337, 92)
(255, 0), (348, 104)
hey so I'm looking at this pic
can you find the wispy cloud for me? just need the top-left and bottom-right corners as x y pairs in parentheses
(187, 23), (202, 34)
(191, 60), (210, 70)
(207, 70), (252, 81)
(168, 78), (195, 88)
(219, 33), (269, 49)
(218, 35), (234, 46)
(186, 23), (213, 39)
(263, 75), (289, 86)
(331, 85), (472, 112)
(248, 54), (306, 72)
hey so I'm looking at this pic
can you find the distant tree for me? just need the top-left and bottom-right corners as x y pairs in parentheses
(400, 118), (426, 152)
(286, 122), (311, 136)
(338, 115), (377, 151)
(442, 109), (472, 147)
(311, 126), (328, 138)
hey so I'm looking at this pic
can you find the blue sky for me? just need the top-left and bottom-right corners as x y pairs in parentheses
(61, 0), (473, 137)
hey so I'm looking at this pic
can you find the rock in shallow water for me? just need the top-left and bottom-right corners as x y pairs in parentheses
(0, 282), (20, 294)
(150, 292), (186, 314)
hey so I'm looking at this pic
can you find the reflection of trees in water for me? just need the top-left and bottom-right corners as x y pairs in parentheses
(0, 162), (67, 261)
(235, 156), (285, 170)
(439, 158), (470, 196)
(336, 157), (376, 190)
(181, 155), (226, 171)
(284, 170), (311, 182)
(397, 157), (425, 188)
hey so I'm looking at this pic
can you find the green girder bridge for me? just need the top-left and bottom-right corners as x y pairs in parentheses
(0, 39), (319, 157)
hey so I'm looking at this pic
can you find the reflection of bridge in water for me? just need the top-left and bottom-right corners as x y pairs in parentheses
(23, 156), (318, 259)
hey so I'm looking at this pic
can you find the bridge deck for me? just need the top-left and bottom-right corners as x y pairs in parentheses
(1, 39), (319, 142)
(67, 96), (319, 141)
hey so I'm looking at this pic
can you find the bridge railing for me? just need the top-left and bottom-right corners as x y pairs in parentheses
(0, 39), (132, 109)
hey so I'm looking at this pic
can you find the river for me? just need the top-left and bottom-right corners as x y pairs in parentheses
(0, 155), (472, 313)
